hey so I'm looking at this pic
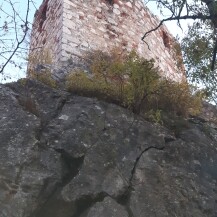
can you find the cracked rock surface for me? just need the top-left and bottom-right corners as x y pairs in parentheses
(0, 79), (217, 217)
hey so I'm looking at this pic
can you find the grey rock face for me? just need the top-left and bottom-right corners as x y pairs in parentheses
(86, 197), (129, 217)
(0, 79), (217, 217)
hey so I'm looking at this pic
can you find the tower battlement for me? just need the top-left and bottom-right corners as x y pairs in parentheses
(29, 0), (185, 81)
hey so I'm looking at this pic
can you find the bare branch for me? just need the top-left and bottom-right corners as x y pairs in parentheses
(0, 0), (30, 74)
(142, 14), (214, 41)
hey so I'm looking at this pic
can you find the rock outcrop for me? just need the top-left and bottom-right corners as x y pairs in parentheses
(0, 79), (217, 217)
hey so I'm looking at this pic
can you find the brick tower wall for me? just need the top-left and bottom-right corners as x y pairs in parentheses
(29, 0), (63, 63)
(29, 0), (185, 82)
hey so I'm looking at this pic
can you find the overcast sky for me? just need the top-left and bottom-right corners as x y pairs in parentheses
(0, 0), (191, 83)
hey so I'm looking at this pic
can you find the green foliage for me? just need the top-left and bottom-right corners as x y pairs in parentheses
(122, 51), (160, 113)
(66, 49), (203, 122)
(34, 71), (57, 88)
(181, 21), (217, 102)
(144, 109), (163, 124)
(67, 50), (160, 112)
(154, 80), (203, 117)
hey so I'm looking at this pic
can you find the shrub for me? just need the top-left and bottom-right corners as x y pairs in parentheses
(34, 71), (57, 88)
(144, 109), (163, 124)
(151, 80), (203, 117)
(67, 49), (160, 112)
(66, 49), (203, 121)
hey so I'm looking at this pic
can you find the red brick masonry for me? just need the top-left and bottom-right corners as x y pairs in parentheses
(29, 0), (185, 81)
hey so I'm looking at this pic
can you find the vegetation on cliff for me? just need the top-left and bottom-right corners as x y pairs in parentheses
(63, 50), (203, 122)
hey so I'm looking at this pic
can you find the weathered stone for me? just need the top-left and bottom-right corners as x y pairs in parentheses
(0, 83), (63, 217)
(86, 197), (129, 217)
(0, 79), (217, 217)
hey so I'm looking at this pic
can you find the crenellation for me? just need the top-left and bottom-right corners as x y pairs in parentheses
(29, 0), (186, 82)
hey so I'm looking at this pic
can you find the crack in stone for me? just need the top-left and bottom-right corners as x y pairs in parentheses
(164, 136), (176, 143)
(54, 148), (85, 185)
(71, 192), (109, 217)
(116, 145), (165, 217)
(34, 94), (68, 145)
(129, 146), (165, 184)
(7, 80), (69, 145)
(8, 82), (171, 217)
(15, 94), (41, 117)
(30, 149), (85, 217)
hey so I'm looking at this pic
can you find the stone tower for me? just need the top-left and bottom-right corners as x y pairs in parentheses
(29, 0), (185, 81)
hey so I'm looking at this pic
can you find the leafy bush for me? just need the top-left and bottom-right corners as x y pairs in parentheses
(65, 49), (203, 121)
(150, 80), (203, 117)
(67, 50), (160, 112)
(34, 71), (57, 88)
(144, 109), (163, 125)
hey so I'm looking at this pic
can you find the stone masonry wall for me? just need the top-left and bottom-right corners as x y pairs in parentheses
(29, 0), (185, 82)
(29, 0), (63, 63)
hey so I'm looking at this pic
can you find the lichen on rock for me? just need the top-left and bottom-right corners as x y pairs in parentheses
(0, 79), (217, 217)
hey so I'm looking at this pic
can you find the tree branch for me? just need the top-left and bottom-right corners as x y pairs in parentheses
(0, 0), (30, 74)
(142, 14), (215, 41)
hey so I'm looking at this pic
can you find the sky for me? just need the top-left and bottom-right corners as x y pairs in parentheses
(0, 0), (191, 83)
(146, 1), (193, 39)
(0, 0), (43, 83)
